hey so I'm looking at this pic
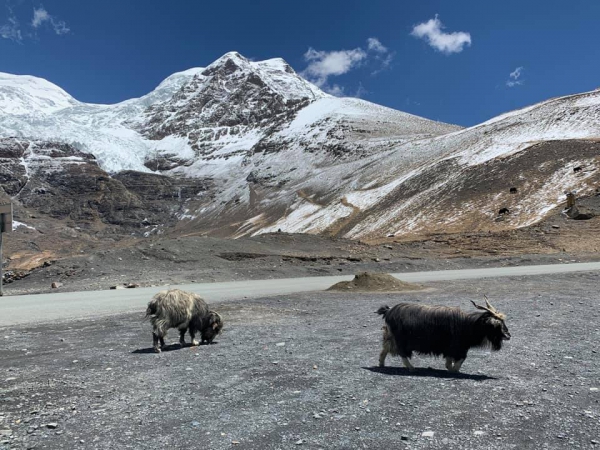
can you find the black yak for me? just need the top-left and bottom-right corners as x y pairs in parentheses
(145, 289), (223, 353)
(376, 297), (510, 372)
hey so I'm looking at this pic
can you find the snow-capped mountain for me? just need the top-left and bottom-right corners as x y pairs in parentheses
(0, 66), (205, 172)
(0, 52), (456, 173)
(1, 51), (599, 244)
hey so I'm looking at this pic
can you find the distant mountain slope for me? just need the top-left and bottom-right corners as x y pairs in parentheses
(247, 89), (600, 239)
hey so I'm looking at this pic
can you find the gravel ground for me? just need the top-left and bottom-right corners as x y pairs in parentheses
(1, 272), (600, 449)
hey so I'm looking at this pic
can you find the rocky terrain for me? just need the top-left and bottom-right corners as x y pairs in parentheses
(1, 271), (599, 449)
(2, 191), (600, 296)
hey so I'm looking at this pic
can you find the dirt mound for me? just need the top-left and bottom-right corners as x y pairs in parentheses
(327, 272), (423, 292)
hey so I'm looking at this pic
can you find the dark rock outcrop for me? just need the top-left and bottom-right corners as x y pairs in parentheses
(0, 138), (213, 232)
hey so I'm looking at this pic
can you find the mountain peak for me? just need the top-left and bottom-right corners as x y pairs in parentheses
(0, 72), (77, 115)
(219, 51), (245, 61)
(202, 51), (251, 75)
(201, 53), (299, 82)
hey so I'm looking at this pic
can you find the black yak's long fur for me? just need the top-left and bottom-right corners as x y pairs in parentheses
(145, 289), (223, 353)
(377, 302), (510, 372)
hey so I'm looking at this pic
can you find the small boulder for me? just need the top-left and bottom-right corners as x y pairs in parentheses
(567, 205), (595, 220)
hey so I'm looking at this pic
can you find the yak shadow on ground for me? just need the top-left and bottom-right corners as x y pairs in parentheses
(364, 366), (496, 381)
(132, 341), (219, 354)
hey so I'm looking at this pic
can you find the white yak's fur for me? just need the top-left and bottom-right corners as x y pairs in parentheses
(146, 289), (209, 336)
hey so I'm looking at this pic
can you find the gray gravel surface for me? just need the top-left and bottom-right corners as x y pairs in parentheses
(1, 272), (600, 449)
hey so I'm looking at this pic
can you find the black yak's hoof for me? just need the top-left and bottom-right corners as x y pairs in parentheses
(153, 347), (161, 353)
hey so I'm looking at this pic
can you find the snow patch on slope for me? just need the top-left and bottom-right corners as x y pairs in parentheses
(13, 220), (36, 230)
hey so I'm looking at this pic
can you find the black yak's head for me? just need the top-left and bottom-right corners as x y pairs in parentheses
(483, 314), (511, 351)
(471, 297), (510, 351)
(201, 311), (223, 343)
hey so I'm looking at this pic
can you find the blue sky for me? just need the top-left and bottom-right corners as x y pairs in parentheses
(1, 0), (599, 126)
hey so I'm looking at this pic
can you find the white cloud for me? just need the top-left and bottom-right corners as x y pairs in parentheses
(325, 84), (345, 96)
(51, 19), (69, 35)
(371, 52), (394, 75)
(301, 38), (393, 95)
(31, 6), (69, 35)
(354, 82), (368, 98)
(1, 4), (21, 42)
(411, 15), (471, 55)
(368, 37), (394, 74)
(367, 37), (387, 53)
(0, 14), (21, 41)
(509, 67), (523, 79)
(321, 82), (369, 99)
(31, 7), (49, 28)
(506, 66), (524, 87)
(302, 47), (367, 87)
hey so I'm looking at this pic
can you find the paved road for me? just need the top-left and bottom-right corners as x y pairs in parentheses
(1, 261), (600, 327)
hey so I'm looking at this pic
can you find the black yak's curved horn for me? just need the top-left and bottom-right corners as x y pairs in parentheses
(470, 300), (486, 310)
(471, 299), (494, 313)
(473, 298), (506, 320)
(483, 294), (495, 311)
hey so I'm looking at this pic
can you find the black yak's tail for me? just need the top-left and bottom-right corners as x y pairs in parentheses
(376, 305), (390, 316)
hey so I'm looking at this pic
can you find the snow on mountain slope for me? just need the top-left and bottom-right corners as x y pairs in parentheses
(249, 88), (600, 239)
(0, 67), (205, 172)
(0, 72), (78, 115)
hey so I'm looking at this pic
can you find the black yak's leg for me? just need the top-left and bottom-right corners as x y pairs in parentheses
(450, 358), (465, 373)
(179, 329), (187, 347)
(189, 329), (199, 346)
(379, 348), (388, 367)
(445, 357), (454, 371)
(401, 357), (415, 371)
(152, 332), (161, 353)
(159, 335), (166, 349)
